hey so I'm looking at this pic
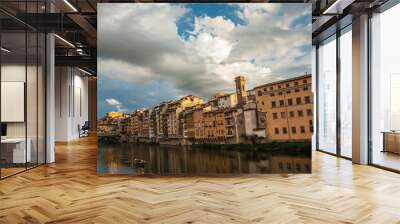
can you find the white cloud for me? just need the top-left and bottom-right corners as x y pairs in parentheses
(105, 98), (127, 112)
(192, 16), (235, 38)
(105, 98), (121, 106)
(98, 3), (311, 102)
(187, 32), (232, 64)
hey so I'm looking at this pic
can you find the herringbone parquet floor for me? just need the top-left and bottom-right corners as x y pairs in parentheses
(1, 136), (400, 224)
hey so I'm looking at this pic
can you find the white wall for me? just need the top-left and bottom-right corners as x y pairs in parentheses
(1, 63), (46, 164)
(218, 94), (237, 108)
(1, 65), (38, 138)
(55, 67), (89, 141)
(1, 65), (26, 138)
(244, 109), (257, 136)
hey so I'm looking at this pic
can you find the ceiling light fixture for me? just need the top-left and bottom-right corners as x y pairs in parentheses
(54, 34), (75, 48)
(322, 0), (354, 15)
(322, 0), (343, 15)
(76, 48), (85, 55)
(63, 0), (78, 12)
(78, 67), (93, 76)
(1, 47), (11, 53)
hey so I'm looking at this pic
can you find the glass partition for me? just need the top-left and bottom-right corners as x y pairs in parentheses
(1, 31), (28, 177)
(27, 31), (38, 169)
(38, 32), (46, 165)
(0, 2), (46, 179)
(371, 3), (400, 171)
(339, 27), (352, 158)
(317, 35), (337, 154)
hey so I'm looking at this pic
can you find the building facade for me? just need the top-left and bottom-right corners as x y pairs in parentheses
(254, 74), (313, 141)
(99, 74), (313, 144)
(235, 76), (247, 106)
(164, 95), (203, 139)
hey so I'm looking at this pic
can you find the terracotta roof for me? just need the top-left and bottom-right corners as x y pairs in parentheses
(253, 74), (311, 90)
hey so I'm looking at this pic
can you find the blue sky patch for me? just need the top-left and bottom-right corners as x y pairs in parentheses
(290, 14), (311, 29)
(176, 3), (246, 39)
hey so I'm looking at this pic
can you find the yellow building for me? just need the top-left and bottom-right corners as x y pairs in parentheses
(193, 108), (205, 141)
(253, 74), (313, 141)
(164, 95), (204, 138)
(183, 109), (195, 140)
(192, 105), (211, 142)
(203, 111), (216, 142)
(98, 112), (129, 137)
(214, 109), (226, 142)
(209, 92), (237, 109)
(235, 76), (247, 106)
(128, 108), (149, 138)
(106, 111), (124, 118)
(139, 109), (150, 138)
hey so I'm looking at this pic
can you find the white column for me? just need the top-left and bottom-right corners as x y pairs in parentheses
(55, 67), (72, 141)
(45, 0), (56, 163)
(352, 14), (369, 164)
(46, 33), (55, 163)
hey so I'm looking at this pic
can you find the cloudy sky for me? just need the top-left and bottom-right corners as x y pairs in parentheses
(98, 3), (311, 117)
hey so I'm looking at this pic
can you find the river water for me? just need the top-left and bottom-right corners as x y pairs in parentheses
(97, 143), (311, 175)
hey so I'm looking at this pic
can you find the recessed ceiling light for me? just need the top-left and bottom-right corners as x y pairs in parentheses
(322, 0), (343, 15)
(54, 34), (75, 48)
(322, 0), (355, 15)
(63, 0), (78, 12)
(78, 67), (93, 76)
(1, 47), (11, 53)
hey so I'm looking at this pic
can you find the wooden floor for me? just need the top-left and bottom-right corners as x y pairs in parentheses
(373, 151), (400, 171)
(1, 137), (400, 224)
(1, 167), (26, 178)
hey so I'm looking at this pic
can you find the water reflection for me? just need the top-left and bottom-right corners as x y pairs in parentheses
(97, 143), (311, 175)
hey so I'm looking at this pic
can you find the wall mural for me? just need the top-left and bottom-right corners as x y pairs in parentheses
(97, 3), (313, 175)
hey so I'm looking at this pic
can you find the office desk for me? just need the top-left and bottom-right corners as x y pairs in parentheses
(1, 138), (31, 164)
(382, 131), (400, 154)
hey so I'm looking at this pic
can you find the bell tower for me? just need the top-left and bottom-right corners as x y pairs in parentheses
(235, 76), (247, 106)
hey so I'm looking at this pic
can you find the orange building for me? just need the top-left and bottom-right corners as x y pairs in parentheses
(139, 109), (150, 138)
(192, 106), (211, 142)
(193, 108), (204, 141)
(128, 109), (148, 137)
(183, 110), (195, 140)
(203, 111), (216, 141)
(106, 111), (124, 118)
(163, 95), (203, 138)
(214, 109), (226, 142)
(181, 105), (204, 141)
(253, 74), (313, 141)
(97, 112), (125, 136)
